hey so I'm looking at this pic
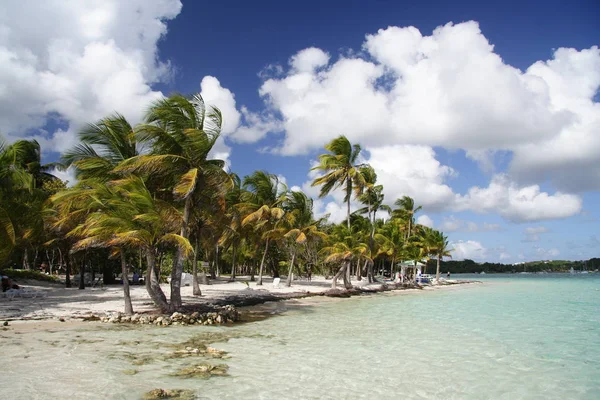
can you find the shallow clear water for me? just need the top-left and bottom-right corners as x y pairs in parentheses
(2, 274), (599, 399)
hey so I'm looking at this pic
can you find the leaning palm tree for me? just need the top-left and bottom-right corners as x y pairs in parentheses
(62, 114), (138, 181)
(240, 171), (287, 285)
(115, 93), (226, 311)
(70, 177), (192, 312)
(311, 136), (366, 230)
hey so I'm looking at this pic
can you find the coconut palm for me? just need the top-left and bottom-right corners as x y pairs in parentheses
(1, 138), (59, 267)
(356, 166), (391, 281)
(115, 93), (226, 311)
(419, 227), (452, 283)
(281, 191), (327, 287)
(240, 171), (287, 285)
(220, 173), (245, 282)
(321, 224), (370, 289)
(62, 113), (138, 181)
(69, 176), (192, 312)
(311, 136), (366, 230)
(375, 220), (405, 278)
(392, 196), (422, 241)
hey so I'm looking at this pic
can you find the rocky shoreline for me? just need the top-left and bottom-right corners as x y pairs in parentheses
(73, 280), (476, 327)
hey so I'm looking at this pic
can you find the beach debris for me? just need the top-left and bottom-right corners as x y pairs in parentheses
(142, 388), (195, 400)
(170, 363), (229, 379)
(3, 321), (8, 326)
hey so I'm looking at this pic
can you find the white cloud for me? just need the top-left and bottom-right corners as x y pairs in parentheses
(246, 21), (599, 163)
(49, 166), (77, 187)
(438, 216), (501, 232)
(522, 226), (549, 242)
(364, 145), (456, 211)
(454, 175), (582, 222)
(0, 0), (183, 153)
(450, 240), (488, 261)
(416, 215), (434, 228)
(289, 47), (330, 73)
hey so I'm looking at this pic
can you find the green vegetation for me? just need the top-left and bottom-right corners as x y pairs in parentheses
(435, 258), (600, 274)
(1, 92), (457, 314)
(0, 269), (59, 282)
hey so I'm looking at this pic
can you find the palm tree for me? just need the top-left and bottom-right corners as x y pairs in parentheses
(419, 227), (452, 283)
(115, 93), (226, 311)
(240, 171), (286, 285)
(356, 166), (391, 282)
(62, 113), (137, 181)
(0, 138), (58, 268)
(69, 177), (192, 312)
(321, 224), (370, 289)
(220, 173), (245, 282)
(281, 191), (327, 287)
(375, 220), (405, 278)
(311, 136), (366, 230)
(393, 196), (422, 241)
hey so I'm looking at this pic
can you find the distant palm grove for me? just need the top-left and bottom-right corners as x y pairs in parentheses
(0, 93), (452, 313)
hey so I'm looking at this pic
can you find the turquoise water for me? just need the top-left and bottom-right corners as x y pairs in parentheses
(2, 274), (599, 399)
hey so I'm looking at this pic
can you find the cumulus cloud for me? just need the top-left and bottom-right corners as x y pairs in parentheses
(364, 145), (456, 211)
(237, 20), (598, 221)
(450, 240), (488, 261)
(245, 21), (598, 168)
(416, 215), (434, 228)
(0, 0), (183, 153)
(454, 175), (582, 222)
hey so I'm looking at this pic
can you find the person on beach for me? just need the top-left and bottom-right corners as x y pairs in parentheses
(133, 271), (140, 285)
(447, 271), (451, 278)
(307, 266), (312, 282)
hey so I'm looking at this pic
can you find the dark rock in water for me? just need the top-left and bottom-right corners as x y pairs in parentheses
(324, 289), (352, 297)
(170, 363), (229, 379)
(3, 321), (8, 326)
(142, 388), (195, 399)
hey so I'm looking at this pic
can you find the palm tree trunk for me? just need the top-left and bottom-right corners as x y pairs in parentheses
(436, 254), (441, 284)
(229, 244), (237, 282)
(22, 249), (29, 270)
(390, 256), (395, 279)
(286, 248), (297, 287)
(342, 260), (352, 289)
(145, 249), (169, 312)
(331, 261), (347, 289)
(121, 250), (133, 315)
(215, 244), (220, 277)
(170, 196), (193, 311)
(65, 253), (71, 288)
(78, 253), (86, 290)
(192, 237), (201, 296)
(346, 179), (352, 230)
(257, 239), (270, 285)
(356, 258), (363, 281)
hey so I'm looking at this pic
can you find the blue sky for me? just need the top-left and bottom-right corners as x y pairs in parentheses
(1, 0), (599, 263)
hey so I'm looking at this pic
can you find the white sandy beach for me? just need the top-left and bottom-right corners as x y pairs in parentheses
(0, 275), (465, 322)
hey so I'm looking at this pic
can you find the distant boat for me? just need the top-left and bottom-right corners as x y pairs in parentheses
(569, 267), (575, 274)
(581, 270), (589, 274)
(480, 272), (486, 275)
